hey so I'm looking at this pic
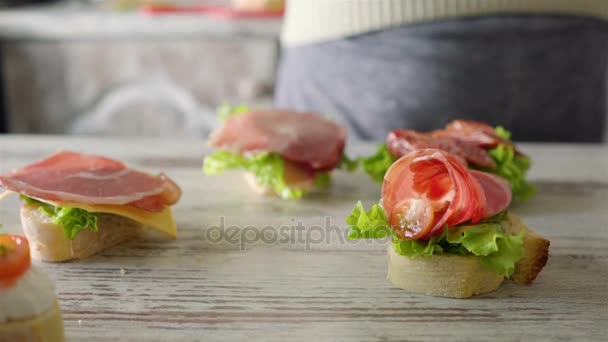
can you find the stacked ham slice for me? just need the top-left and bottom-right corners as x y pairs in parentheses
(0, 151), (181, 212)
(209, 110), (346, 172)
(382, 149), (512, 240)
(387, 120), (523, 169)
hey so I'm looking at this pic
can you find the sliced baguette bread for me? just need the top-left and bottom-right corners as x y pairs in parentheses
(387, 213), (549, 298)
(244, 173), (278, 196)
(0, 300), (64, 342)
(21, 203), (143, 262)
(388, 246), (505, 298)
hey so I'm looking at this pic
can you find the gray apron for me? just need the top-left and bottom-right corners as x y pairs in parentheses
(275, 15), (608, 142)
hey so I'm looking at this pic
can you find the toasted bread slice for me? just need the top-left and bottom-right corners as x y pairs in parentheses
(387, 213), (549, 298)
(0, 300), (64, 342)
(21, 203), (143, 262)
(504, 213), (550, 285)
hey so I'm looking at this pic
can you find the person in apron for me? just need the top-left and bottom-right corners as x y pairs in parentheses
(275, 1), (608, 142)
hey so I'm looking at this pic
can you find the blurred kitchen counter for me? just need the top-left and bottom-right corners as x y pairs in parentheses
(0, 2), (282, 136)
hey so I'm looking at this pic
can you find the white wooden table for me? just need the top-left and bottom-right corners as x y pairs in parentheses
(1, 136), (607, 341)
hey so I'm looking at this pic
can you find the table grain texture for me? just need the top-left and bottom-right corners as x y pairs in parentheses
(0, 136), (607, 342)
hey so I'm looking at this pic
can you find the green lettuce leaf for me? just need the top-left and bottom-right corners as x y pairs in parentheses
(217, 103), (250, 122)
(394, 233), (445, 257)
(314, 172), (332, 189)
(21, 196), (98, 240)
(203, 151), (314, 199)
(202, 150), (247, 176)
(345, 201), (392, 239)
(447, 223), (525, 276)
(345, 201), (524, 276)
(484, 144), (536, 201)
(476, 126), (536, 201)
(358, 144), (397, 183)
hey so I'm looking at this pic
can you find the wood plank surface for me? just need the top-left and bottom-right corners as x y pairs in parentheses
(0, 136), (607, 341)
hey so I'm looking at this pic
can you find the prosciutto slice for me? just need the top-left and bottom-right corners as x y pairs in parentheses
(0, 151), (181, 212)
(381, 149), (511, 240)
(387, 129), (496, 168)
(209, 110), (346, 171)
(435, 120), (523, 155)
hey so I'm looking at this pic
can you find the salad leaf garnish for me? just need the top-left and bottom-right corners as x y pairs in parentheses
(447, 223), (524, 276)
(314, 172), (332, 189)
(21, 196), (98, 240)
(482, 142), (536, 201)
(217, 103), (250, 122)
(345, 201), (391, 239)
(358, 144), (397, 183)
(203, 151), (310, 199)
(346, 202), (525, 276)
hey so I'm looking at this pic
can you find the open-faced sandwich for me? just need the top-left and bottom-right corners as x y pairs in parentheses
(203, 105), (356, 199)
(0, 233), (64, 341)
(360, 120), (536, 201)
(347, 149), (549, 298)
(0, 151), (181, 262)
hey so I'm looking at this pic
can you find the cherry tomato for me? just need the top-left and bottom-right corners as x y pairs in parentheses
(0, 235), (32, 286)
(390, 198), (434, 240)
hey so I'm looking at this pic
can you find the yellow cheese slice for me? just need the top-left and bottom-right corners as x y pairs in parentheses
(0, 190), (177, 239)
(44, 200), (177, 240)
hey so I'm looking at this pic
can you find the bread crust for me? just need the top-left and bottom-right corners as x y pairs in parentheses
(21, 203), (143, 262)
(504, 213), (550, 285)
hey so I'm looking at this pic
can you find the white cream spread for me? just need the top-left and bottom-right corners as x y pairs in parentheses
(0, 265), (56, 322)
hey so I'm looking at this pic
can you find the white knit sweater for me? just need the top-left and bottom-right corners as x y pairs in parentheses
(282, 0), (608, 46)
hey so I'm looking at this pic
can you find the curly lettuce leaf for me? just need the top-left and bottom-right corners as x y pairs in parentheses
(217, 103), (250, 122)
(394, 233), (445, 257)
(345, 202), (524, 276)
(358, 144), (397, 183)
(345, 201), (392, 239)
(486, 144), (536, 201)
(202, 150), (247, 176)
(314, 172), (332, 189)
(479, 126), (536, 201)
(203, 151), (314, 199)
(447, 223), (525, 276)
(21, 196), (98, 240)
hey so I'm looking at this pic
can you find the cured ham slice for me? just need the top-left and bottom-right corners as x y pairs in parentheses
(209, 110), (346, 171)
(381, 149), (511, 240)
(387, 129), (497, 168)
(436, 120), (523, 155)
(0, 151), (181, 212)
(470, 170), (512, 218)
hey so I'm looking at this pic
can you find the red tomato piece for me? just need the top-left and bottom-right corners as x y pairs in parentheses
(0, 235), (32, 287)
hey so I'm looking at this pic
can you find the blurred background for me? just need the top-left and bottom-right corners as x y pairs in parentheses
(0, 0), (282, 137)
(0, 0), (607, 142)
